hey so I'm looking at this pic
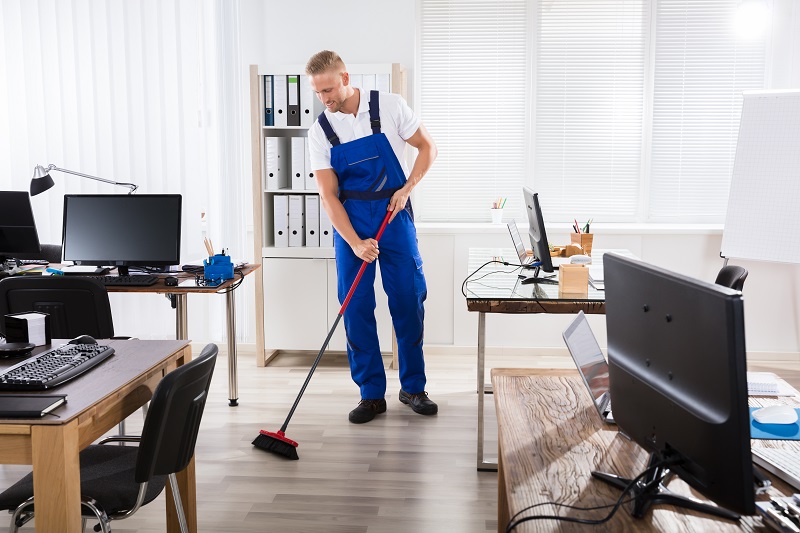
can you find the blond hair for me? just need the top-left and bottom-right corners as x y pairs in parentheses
(305, 50), (346, 76)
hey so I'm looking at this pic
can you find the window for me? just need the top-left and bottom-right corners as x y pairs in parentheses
(417, 0), (767, 223)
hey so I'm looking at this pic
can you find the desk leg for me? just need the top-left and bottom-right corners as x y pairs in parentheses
(175, 293), (188, 339)
(166, 456), (197, 533)
(31, 421), (82, 532)
(226, 290), (238, 406)
(477, 312), (498, 471)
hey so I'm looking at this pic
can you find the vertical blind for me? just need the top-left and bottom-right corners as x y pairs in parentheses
(417, 0), (767, 223)
(648, 0), (766, 221)
(416, 0), (528, 222)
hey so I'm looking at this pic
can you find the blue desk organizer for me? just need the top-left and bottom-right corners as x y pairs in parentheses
(203, 254), (234, 285)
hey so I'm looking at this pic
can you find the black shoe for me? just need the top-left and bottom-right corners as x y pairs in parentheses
(348, 398), (387, 424)
(399, 390), (438, 415)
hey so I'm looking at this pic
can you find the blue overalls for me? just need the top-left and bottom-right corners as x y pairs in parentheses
(317, 90), (427, 400)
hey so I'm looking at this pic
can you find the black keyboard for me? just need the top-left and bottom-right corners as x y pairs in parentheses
(0, 344), (115, 390)
(87, 275), (159, 287)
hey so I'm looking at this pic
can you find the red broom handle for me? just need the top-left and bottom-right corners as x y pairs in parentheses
(339, 209), (393, 316)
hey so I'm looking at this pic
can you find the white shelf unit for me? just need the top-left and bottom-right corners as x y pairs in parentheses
(249, 63), (407, 365)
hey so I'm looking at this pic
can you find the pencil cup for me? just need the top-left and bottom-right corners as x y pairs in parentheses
(570, 233), (593, 256)
(558, 264), (589, 295)
(490, 208), (504, 224)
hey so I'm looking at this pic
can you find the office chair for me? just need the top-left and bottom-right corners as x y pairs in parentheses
(14, 243), (62, 264)
(0, 276), (115, 339)
(715, 265), (749, 291)
(0, 343), (218, 533)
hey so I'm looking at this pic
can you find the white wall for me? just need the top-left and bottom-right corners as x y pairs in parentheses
(242, 0), (800, 360)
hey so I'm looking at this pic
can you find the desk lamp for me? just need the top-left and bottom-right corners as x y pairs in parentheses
(30, 164), (138, 196)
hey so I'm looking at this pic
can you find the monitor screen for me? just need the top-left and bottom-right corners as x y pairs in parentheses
(602, 253), (753, 518)
(522, 187), (553, 273)
(62, 194), (182, 275)
(0, 191), (41, 263)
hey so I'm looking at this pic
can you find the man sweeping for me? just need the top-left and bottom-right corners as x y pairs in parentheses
(306, 50), (438, 423)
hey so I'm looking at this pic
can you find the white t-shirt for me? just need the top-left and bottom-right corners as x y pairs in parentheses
(307, 88), (421, 176)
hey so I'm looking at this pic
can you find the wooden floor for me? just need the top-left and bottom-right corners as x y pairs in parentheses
(2, 348), (799, 532)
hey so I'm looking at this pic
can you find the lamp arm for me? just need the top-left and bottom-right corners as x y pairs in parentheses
(46, 165), (138, 194)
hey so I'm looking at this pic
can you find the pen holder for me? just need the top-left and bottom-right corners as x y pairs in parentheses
(570, 233), (593, 256)
(490, 208), (504, 224)
(558, 264), (589, 295)
(5, 312), (51, 347)
(203, 254), (234, 284)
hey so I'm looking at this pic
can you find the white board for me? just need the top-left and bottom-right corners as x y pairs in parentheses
(721, 90), (800, 264)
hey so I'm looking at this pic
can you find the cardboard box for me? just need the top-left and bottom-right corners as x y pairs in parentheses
(5, 312), (51, 347)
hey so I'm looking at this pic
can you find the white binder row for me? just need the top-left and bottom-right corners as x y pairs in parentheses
(273, 194), (333, 248)
(264, 136), (317, 191)
(264, 73), (390, 128)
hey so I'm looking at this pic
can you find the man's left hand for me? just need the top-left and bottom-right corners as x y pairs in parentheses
(388, 187), (411, 223)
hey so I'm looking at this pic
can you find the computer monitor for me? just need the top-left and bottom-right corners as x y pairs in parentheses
(522, 187), (553, 277)
(596, 253), (753, 520)
(0, 191), (41, 271)
(62, 194), (182, 276)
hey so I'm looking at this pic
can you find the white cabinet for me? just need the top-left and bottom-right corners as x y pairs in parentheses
(251, 64), (406, 359)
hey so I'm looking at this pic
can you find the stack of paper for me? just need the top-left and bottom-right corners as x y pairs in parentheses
(747, 372), (779, 396)
(588, 265), (604, 290)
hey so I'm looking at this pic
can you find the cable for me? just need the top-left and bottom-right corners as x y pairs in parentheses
(505, 458), (680, 532)
(461, 260), (523, 297)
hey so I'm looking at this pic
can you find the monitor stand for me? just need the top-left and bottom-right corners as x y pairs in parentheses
(591, 453), (740, 521)
(519, 264), (557, 285)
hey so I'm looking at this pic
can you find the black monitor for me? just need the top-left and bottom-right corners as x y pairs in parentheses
(522, 186), (553, 277)
(62, 194), (182, 276)
(0, 191), (41, 271)
(596, 253), (753, 520)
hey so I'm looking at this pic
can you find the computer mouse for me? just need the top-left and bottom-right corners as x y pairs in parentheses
(752, 405), (798, 425)
(68, 334), (98, 345)
(570, 254), (592, 265)
(165, 276), (179, 286)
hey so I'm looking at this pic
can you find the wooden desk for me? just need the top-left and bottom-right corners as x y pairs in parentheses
(465, 248), (614, 471)
(55, 264), (261, 406)
(491, 368), (797, 532)
(0, 339), (194, 533)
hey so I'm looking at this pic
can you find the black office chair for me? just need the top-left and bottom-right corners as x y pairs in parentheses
(14, 243), (62, 264)
(0, 276), (115, 339)
(715, 265), (749, 291)
(0, 343), (218, 533)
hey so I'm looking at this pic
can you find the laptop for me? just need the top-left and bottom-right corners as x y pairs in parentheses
(506, 221), (537, 267)
(562, 311), (615, 424)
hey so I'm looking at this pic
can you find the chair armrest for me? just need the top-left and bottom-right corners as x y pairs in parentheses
(98, 436), (141, 445)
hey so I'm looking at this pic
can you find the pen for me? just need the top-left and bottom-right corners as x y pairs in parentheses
(574, 219), (581, 233)
(46, 267), (64, 276)
(501, 198), (507, 209)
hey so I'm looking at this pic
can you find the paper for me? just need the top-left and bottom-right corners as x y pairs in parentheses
(748, 372), (780, 395)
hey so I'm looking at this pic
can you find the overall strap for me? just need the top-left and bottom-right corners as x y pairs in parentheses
(317, 112), (340, 147)
(369, 90), (381, 135)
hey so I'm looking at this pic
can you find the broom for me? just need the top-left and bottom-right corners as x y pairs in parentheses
(253, 209), (394, 459)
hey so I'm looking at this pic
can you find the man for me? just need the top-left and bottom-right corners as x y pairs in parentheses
(306, 50), (438, 424)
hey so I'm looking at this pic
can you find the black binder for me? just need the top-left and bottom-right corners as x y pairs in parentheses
(0, 394), (67, 417)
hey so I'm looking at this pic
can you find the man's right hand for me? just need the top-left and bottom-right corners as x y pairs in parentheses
(351, 238), (380, 263)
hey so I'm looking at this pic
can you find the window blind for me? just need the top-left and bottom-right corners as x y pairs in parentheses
(648, 0), (766, 222)
(416, 0), (528, 222)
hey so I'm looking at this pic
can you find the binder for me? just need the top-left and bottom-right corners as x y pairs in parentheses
(273, 74), (287, 127)
(273, 195), (289, 247)
(264, 137), (289, 190)
(0, 394), (67, 418)
(376, 73), (390, 93)
(305, 195), (320, 247)
(319, 199), (334, 247)
(287, 75), (301, 127)
(288, 194), (305, 247)
(300, 75), (315, 127)
(263, 74), (274, 126)
(290, 137), (305, 190)
(361, 74), (376, 94)
(304, 137), (317, 190)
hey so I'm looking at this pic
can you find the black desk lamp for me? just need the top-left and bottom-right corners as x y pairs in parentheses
(30, 164), (138, 196)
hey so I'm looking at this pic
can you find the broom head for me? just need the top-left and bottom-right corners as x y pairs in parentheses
(252, 429), (299, 460)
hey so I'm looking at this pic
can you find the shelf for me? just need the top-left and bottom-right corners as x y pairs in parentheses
(265, 189), (319, 194)
(262, 247), (335, 259)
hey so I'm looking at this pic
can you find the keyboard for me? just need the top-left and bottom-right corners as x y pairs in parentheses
(87, 275), (159, 287)
(753, 446), (800, 490)
(0, 344), (115, 390)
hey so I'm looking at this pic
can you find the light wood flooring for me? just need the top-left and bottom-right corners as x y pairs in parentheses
(1, 348), (799, 532)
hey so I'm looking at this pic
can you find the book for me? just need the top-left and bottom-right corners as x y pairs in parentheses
(0, 394), (67, 418)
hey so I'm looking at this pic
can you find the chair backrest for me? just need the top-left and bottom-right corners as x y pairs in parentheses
(14, 243), (62, 264)
(714, 265), (749, 291)
(0, 276), (114, 338)
(135, 343), (218, 483)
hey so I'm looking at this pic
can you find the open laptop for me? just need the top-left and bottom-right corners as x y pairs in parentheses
(562, 311), (614, 424)
(506, 221), (537, 267)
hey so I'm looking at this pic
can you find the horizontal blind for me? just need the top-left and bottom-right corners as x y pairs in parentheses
(648, 0), (766, 222)
(417, 0), (528, 222)
(533, 0), (646, 223)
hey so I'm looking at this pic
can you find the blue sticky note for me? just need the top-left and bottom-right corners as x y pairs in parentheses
(749, 407), (800, 440)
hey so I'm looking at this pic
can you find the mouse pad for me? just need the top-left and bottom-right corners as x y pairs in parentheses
(749, 407), (800, 440)
(0, 342), (35, 358)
